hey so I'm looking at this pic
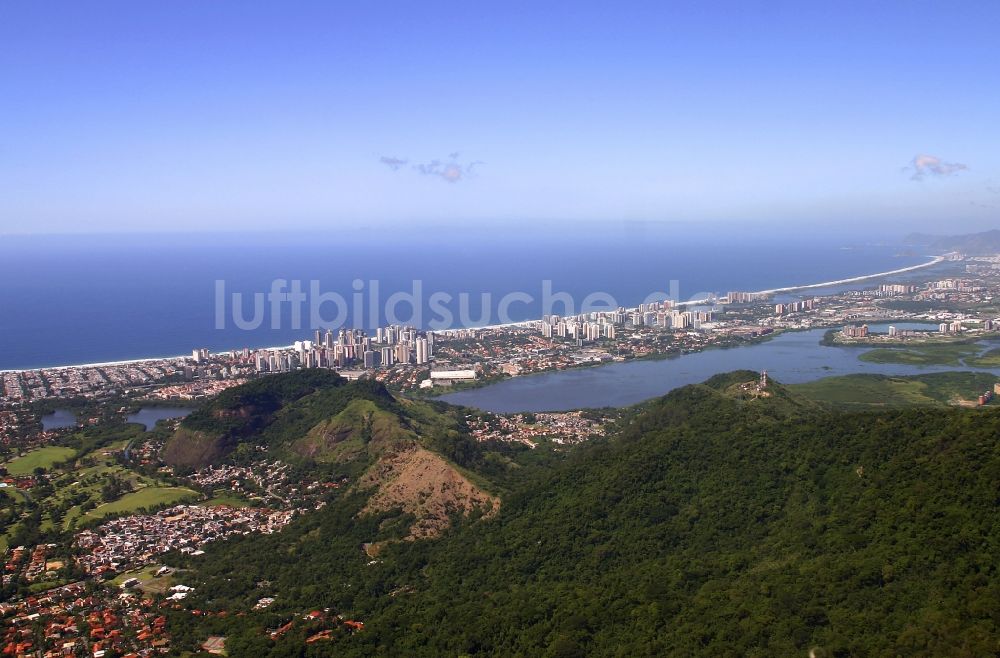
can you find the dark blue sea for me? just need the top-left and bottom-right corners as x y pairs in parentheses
(0, 226), (942, 370)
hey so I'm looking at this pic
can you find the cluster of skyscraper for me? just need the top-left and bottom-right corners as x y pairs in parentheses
(254, 326), (433, 373)
(774, 298), (818, 315)
(841, 324), (870, 338)
(726, 291), (767, 304)
(877, 284), (920, 296)
(938, 321), (969, 334)
(539, 302), (714, 342)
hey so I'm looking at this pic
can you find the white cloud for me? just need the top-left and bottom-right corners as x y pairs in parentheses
(908, 154), (968, 181)
(379, 156), (409, 171)
(381, 153), (482, 183)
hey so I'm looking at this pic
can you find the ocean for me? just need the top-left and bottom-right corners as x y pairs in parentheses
(0, 226), (938, 370)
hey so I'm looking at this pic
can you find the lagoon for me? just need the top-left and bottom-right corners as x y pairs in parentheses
(40, 408), (77, 431)
(126, 407), (194, 431)
(441, 323), (1000, 412)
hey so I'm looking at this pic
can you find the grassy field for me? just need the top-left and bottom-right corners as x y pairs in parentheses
(62, 505), (84, 531)
(966, 347), (1000, 368)
(4, 446), (77, 475)
(111, 564), (177, 594)
(858, 343), (985, 366)
(201, 491), (254, 507)
(55, 464), (145, 530)
(0, 487), (28, 502)
(1, 422), (201, 549)
(83, 486), (199, 521)
(791, 372), (998, 408)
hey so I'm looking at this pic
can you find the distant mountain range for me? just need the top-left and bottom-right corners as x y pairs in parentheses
(905, 229), (1000, 254)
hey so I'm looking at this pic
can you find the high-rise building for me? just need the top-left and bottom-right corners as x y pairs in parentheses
(842, 324), (869, 338)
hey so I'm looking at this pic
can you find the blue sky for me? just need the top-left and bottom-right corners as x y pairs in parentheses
(1, 1), (998, 235)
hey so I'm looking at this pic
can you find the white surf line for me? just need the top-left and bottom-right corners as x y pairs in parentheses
(753, 254), (946, 295)
(674, 254), (946, 307)
(0, 346), (292, 374)
(445, 254), (945, 322)
(2, 354), (191, 374)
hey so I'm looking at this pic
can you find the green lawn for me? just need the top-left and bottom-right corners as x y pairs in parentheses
(0, 487), (28, 503)
(111, 564), (176, 593)
(792, 372), (998, 408)
(201, 491), (253, 507)
(0, 422), (206, 540)
(83, 486), (199, 521)
(4, 446), (77, 475)
(62, 505), (84, 531)
(45, 463), (135, 525)
(27, 579), (70, 594)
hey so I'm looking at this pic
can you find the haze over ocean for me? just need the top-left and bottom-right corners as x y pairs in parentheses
(0, 227), (931, 371)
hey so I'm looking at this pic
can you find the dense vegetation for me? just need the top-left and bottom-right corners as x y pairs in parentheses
(167, 371), (1000, 657)
(164, 370), (547, 492)
(165, 372), (400, 468)
(166, 370), (352, 466)
(858, 342), (995, 367)
(790, 371), (998, 408)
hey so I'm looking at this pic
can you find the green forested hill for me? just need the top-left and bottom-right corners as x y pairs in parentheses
(169, 373), (1000, 657)
(164, 370), (370, 467)
(162, 371), (477, 470)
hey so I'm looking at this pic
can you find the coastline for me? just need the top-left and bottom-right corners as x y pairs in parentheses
(753, 254), (946, 295)
(432, 254), (947, 327)
(675, 254), (946, 306)
(0, 254), (946, 374)
(0, 345), (298, 376)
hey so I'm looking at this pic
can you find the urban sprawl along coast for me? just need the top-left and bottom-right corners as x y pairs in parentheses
(0, 253), (986, 412)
